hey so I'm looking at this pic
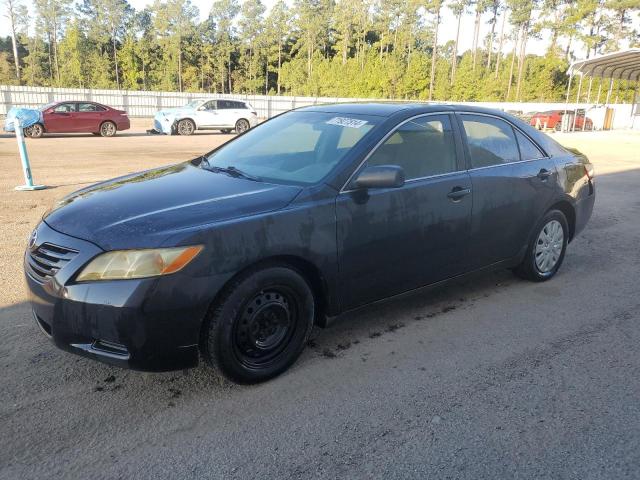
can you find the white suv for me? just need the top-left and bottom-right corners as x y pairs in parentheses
(154, 99), (259, 136)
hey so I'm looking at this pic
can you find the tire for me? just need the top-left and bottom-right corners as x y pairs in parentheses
(203, 265), (315, 383)
(100, 121), (117, 137)
(235, 118), (250, 134)
(513, 210), (569, 282)
(25, 123), (44, 138)
(177, 118), (195, 136)
(220, 129), (232, 134)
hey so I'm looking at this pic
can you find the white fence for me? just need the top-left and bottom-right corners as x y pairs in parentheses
(1, 85), (637, 129)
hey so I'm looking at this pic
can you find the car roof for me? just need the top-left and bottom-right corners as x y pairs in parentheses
(298, 102), (521, 118)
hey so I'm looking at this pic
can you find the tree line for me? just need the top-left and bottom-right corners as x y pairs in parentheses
(1, 0), (638, 103)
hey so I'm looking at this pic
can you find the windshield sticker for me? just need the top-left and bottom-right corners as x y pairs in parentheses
(326, 117), (368, 128)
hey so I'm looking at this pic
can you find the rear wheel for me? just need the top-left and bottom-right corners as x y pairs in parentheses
(25, 123), (44, 138)
(203, 265), (315, 383)
(514, 210), (568, 282)
(177, 118), (195, 136)
(235, 118), (250, 134)
(100, 121), (117, 137)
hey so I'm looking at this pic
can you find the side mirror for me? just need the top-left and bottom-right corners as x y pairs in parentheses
(352, 165), (405, 190)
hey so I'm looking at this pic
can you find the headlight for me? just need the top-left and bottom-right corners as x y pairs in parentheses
(76, 246), (203, 282)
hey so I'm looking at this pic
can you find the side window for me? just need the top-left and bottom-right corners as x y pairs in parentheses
(367, 115), (457, 180)
(218, 100), (233, 109)
(232, 101), (245, 109)
(461, 115), (519, 168)
(78, 103), (98, 112)
(201, 101), (216, 111)
(515, 130), (545, 160)
(53, 103), (76, 113)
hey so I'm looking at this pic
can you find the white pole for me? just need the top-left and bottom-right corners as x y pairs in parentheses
(14, 118), (46, 191)
(572, 74), (583, 132)
(563, 72), (574, 132)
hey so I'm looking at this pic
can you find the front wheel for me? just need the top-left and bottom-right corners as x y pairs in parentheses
(235, 119), (250, 134)
(25, 123), (44, 138)
(203, 265), (315, 383)
(176, 119), (195, 136)
(100, 121), (117, 137)
(514, 210), (569, 282)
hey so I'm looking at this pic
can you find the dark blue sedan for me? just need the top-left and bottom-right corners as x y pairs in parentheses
(25, 103), (595, 383)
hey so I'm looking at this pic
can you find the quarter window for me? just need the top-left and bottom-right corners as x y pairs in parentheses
(515, 130), (545, 160)
(462, 115), (519, 168)
(367, 115), (457, 180)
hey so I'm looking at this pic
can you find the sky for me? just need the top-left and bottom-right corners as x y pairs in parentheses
(0, 0), (618, 62)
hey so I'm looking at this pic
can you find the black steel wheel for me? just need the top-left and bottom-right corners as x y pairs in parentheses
(235, 118), (250, 134)
(203, 265), (315, 383)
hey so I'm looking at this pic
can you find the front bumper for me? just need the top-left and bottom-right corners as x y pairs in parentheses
(25, 221), (210, 371)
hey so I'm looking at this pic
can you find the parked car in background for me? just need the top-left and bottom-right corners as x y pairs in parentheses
(530, 110), (593, 131)
(26, 103), (595, 383)
(153, 99), (259, 135)
(21, 101), (130, 138)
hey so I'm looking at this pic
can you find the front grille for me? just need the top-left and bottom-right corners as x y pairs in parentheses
(26, 243), (78, 283)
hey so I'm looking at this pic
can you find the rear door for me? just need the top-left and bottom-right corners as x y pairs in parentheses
(43, 102), (77, 133)
(76, 103), (105, 132)
(336, 113), (473, 310)
(457, 113), (558, 269)
(215, 100), (238, 127)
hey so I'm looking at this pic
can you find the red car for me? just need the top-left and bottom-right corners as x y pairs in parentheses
(25, 101), (130, 138)
(530, 110), (593, 131)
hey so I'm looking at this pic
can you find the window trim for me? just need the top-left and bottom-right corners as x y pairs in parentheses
(456, 112), (549, 172)
(340, 112), (464, 193)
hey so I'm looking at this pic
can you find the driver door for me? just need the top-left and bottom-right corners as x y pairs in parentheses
(193, 100), (219, 128)
(336, 114), (472, 310)
(44, 102), (78, 133)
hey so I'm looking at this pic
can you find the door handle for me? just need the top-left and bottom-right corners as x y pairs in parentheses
(447, 186), (472, 200)
(537, 168), (552, 180)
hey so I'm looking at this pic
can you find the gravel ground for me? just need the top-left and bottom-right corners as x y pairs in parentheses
(1, 123), (639, 479)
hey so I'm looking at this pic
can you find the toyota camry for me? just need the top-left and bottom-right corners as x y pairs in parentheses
(25, 103), (595, 383)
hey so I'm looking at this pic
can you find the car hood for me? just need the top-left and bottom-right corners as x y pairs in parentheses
(44, 162), (302, 250)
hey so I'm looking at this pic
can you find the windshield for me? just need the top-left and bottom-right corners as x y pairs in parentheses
(204, 111), (379, 185)
(39, 102), (57, 111)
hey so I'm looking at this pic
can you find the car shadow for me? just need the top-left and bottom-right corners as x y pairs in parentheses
(1, 266), (516, 402)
